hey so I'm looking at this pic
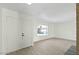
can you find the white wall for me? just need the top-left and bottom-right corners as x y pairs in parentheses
(33, 19), (54, 42)
(54, 20), (76, 40)
(0, 8), (2, 54)
(33, 18), (76, 42)
(22, 14), (34, 47)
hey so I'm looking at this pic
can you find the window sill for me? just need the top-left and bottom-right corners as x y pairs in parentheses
(37, 34), (48, 36)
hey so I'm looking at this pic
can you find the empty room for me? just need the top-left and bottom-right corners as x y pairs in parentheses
(0, 3), (76, 55)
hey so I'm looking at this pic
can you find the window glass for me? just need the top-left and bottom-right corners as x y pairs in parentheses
(37, 25), (48, 36)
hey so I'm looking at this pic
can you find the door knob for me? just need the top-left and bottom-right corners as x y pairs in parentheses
(22, 33), (24, 36)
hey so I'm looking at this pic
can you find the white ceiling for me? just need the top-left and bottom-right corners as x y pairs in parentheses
(30, 3), (76, 23)
(0, 3), (76, 23)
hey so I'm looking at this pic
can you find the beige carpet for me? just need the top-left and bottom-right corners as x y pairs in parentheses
(7, 38), (76, 55)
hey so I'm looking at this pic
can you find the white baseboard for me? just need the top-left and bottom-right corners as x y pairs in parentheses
(52, 37), (76, 41)
(34, 37), (76, 43)
(2, 44), (33, 55)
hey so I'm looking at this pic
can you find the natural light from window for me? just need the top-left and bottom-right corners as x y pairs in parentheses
(37, 25), (48, 36)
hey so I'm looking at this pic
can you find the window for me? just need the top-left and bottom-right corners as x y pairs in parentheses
(37, 25), (48, 36)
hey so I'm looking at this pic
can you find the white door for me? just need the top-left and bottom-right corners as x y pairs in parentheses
(2, 8), (24, 54)
(6, 15), (19, 53)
